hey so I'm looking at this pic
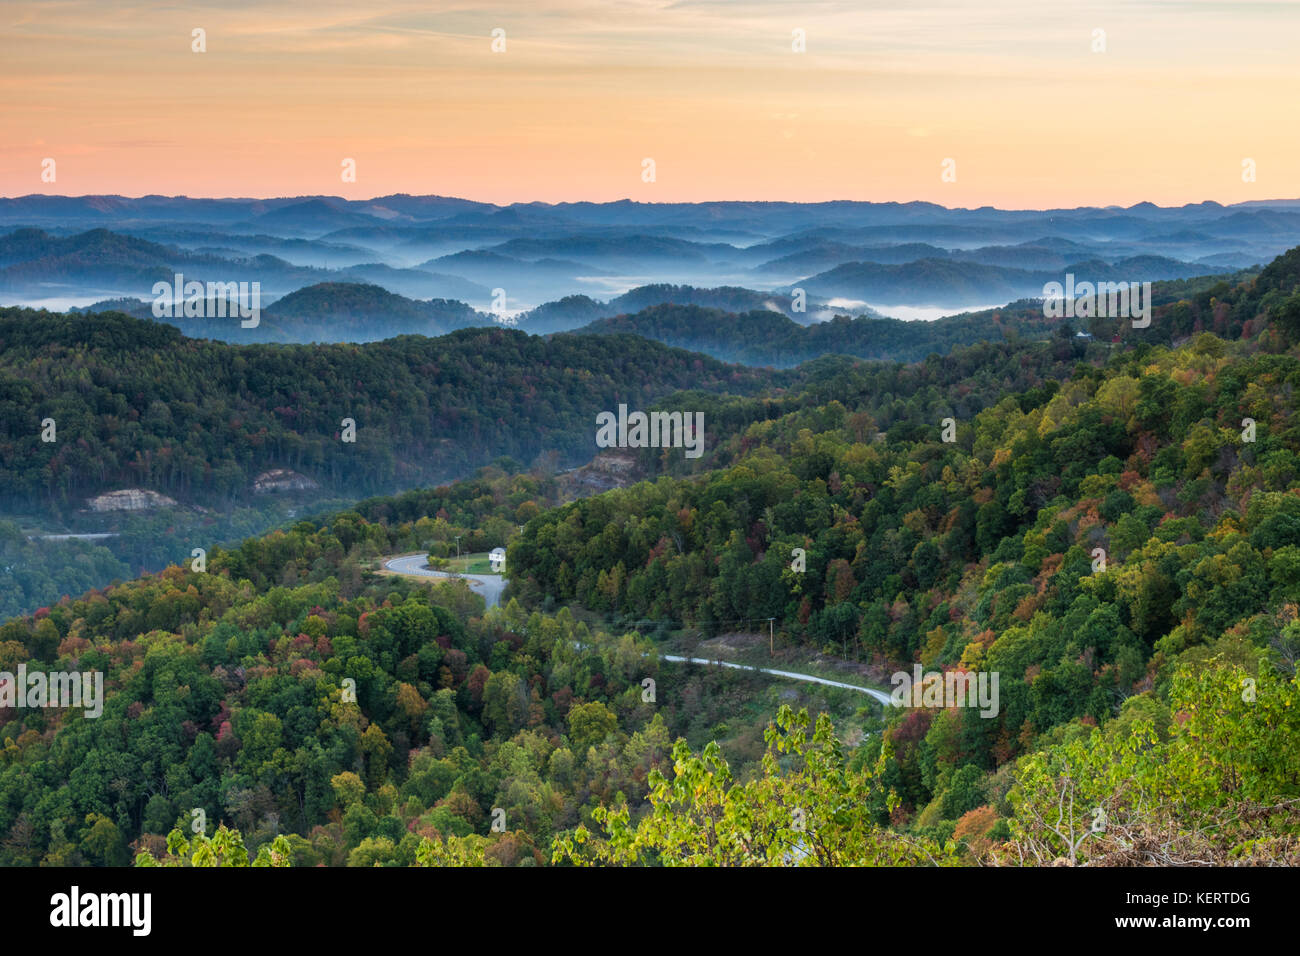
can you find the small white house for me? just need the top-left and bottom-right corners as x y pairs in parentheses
(489, 547), (507, 573)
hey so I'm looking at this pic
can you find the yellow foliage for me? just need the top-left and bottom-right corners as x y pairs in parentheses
(959, 641), (986, 670)
(920, 626), (947, 668)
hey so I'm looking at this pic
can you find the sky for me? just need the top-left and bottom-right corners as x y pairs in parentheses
(2, 0), (1298, 207)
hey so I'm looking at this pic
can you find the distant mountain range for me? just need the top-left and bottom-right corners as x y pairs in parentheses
(65, 280), (824, 343)
(2, 194), (1297, 319)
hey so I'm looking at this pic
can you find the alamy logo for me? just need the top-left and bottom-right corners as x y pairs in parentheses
(890, 664), (999, 718)
(152, 272), (261, 328)
(595, 404), (704, 459)
(1042, 274), (1151, 328)
(0, 665), (103, 718)
(50, 886), (151, 936)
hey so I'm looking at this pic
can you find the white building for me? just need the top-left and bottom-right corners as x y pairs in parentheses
(489, 547), (506, 573)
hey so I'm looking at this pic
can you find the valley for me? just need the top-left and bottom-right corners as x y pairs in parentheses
(2, 238), (1298, 870)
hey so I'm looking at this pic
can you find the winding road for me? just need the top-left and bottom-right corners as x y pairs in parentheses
(382, 554), (507, 609)
(381, 554), (895, 705)
(661, 655), (898, 706)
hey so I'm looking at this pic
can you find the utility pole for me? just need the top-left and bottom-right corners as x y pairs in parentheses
(455, 535), (461, 560)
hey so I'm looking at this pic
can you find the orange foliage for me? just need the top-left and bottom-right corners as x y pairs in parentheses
(56, 634), (92, 657)
(953, 805), (1000, 857)
(1012, 592), (1041, 622)
(1036, 553), (1064, 591)
(1118, 469), (1144, 491)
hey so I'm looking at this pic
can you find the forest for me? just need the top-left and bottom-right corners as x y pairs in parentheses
(1, 246), (1299, 866)
(0, 310), (786, 510)
(0, 308), (780, 618)
(574, 267), (1263, 368)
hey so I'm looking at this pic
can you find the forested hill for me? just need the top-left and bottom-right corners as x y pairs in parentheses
(1, 326), (1297, 867)
(510, 332), (1300, 650)
(259, 283), (484, 342)
(0, 302), (1106, 621)
(76, 283), (490, 344)
(0, 309), (777, 509)
(571, 267), (1265, 369)
(574, 302), (1052, 366)
(502, 328), (1300, 861)
(0, 317), (1105, 622)
(1, 245), (1299, 868)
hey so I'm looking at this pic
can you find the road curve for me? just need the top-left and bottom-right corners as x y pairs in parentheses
(382, 554), (506, 609)
(381, 556), (892, 703)
(661, 654), (898, 707)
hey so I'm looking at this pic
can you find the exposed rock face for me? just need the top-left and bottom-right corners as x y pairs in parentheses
(252, 469), (320, 494)
(86, 489), (178, 512)
(559, 452), (640, 498)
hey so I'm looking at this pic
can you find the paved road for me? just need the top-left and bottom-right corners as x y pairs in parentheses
(661, 654), (898, 706)
(382, 554), (507, 609)
(381, 556), (893, 702)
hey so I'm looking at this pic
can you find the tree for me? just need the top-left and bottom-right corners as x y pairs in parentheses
(135, 825), (291, 867)
(567, 701), (619, 752)
(554, 708), (958, 867)
(80, 813), (129, 867)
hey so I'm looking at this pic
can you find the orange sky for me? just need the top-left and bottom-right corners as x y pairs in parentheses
(3, 0), (1299, 207)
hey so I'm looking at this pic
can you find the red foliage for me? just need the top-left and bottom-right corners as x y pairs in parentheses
(466, 664), (490, 705)
(1118, 469), (1144, 491)
(552, 686), (574, 716)
(888, 708), (933, 750)
(443, 648), (468, 682)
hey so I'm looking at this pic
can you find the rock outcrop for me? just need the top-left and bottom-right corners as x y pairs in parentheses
(252, 469), (321, 494)
(86, 489), (178, 512)
(559, 452), (640, 498)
